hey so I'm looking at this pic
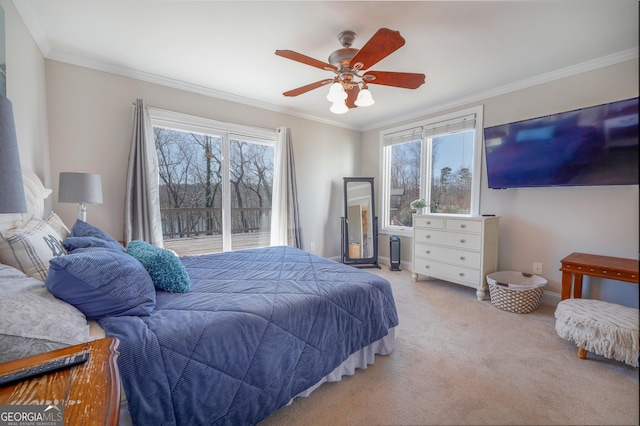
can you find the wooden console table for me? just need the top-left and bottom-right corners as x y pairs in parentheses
(0, 337), (121, 425)
(560, 252), (639, 300)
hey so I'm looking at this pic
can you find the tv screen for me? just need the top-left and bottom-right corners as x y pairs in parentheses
(484, 97), (638, 189)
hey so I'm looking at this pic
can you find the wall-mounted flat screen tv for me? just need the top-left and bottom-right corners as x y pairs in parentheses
(484, 97), (638, 189)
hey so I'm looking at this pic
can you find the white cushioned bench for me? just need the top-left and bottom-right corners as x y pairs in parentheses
(555, 298), (639, 367)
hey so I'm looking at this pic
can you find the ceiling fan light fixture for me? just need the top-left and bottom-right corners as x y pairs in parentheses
(330, 100), (349, 114)
(326, 81), (347, 102)
(277, 28), (425, 114)
(355, 86), (375, 107)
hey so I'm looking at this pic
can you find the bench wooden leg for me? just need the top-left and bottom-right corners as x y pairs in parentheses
(577, 347), (588, 359)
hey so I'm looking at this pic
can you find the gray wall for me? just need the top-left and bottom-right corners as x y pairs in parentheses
(362, 60), (639, 307)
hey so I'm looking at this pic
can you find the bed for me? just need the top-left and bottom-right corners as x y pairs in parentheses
(0, 170), (399, 425)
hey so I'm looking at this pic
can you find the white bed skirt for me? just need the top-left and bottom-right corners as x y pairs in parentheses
(118, 327), (396, 425)
(287, 327), (396, 402)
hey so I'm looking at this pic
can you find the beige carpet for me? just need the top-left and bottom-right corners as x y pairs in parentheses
(260, 267), (639, 426)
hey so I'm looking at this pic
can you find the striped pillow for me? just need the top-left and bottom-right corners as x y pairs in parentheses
(0, 216), (66, 281)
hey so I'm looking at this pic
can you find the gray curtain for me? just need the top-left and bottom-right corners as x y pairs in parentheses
(124, 99), (164, 246)
(270, 127), (304, 248)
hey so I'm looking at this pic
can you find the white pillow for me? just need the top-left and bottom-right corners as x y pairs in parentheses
(46, 211), (70, 241)
(0, 264), (93, 363)
(0, 216), (66, 281)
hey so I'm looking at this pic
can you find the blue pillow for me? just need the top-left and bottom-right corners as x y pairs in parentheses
(127, 240), (190, 293)
(68, 220), (125, 252)
(45, 247), (156, 319)
(64, 236), (124, 253)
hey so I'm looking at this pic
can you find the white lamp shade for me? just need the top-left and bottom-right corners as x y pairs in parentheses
(330, 100), (349, 114)
(355, 87), (375, 107)
(0, 95), (27, 213)
(326, 82), (347, 102)
(58, 172), (103, 204)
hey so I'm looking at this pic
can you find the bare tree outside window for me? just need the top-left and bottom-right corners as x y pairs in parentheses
(389, 140), (421, 227)
(382, 106), (482, 230)
(431, 131), (473, 214)
(154, 126), (274, 254)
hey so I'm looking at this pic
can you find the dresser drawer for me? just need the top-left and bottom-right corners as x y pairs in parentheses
(414, 216), (444, 229)
(445, 219), (482, 233)
(415, 229), (482, 250)
(413, 257), (482, 287)
(414, 242), (482, 268)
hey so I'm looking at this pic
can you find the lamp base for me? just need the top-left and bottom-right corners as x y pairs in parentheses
(77, 202), (87, 222)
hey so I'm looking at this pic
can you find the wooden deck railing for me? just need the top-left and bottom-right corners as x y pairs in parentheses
(161, 207), (271, 239)
(160, 207), (272, 256)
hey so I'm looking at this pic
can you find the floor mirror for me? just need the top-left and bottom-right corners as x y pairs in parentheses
(341, 177), (379, 268)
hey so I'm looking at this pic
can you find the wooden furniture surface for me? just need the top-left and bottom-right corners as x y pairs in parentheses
(412, 215), (500, 300)
(560, 252), (639, 300)
(0, 337), (121, 426)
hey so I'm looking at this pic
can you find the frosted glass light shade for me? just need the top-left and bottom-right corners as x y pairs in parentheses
(330, 100), (349, 114)
(355, 87), (375, 107)
(326, 82), (347, 102)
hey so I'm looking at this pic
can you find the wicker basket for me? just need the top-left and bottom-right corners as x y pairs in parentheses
(487, 271), (546, 314)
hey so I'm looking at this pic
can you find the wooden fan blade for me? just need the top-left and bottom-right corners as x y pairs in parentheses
(275, 50), (337, 72)
(345, 86), (360, 109)
(283, 79), (333, 97)
(350, 28), (405, 70)
(364, 71), (426, 89)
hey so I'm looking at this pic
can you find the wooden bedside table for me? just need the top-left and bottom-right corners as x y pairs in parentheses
(0, 337), (120, 426)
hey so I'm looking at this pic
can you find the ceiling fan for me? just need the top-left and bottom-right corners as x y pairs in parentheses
(275, 28), (426, 114)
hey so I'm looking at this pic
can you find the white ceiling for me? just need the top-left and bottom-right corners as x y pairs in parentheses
(13, 1), (639, 131)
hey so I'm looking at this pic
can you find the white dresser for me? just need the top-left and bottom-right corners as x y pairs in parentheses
(412, 215), (499, 300)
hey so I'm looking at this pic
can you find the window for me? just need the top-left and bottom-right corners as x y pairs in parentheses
(380, 105), (484, 235)
(149, 108), (275, 254)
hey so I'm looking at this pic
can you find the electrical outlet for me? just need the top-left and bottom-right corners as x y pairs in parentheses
(309, 242), (315, 252)
(533, 262), (543, 275)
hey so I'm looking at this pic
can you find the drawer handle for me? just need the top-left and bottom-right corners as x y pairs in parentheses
(459, 272), (465, 277)
(460, 224), (466, 229)
(459, 239), (466, 243)
(426, 221), (431, 225)
(424, 265), (430, 269)
(426, 234), (431, 239)
(460, 256), (466, 261)
(426, 250), (431, 254)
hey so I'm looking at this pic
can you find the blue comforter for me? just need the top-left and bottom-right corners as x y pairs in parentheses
(98, 246), (398, 425)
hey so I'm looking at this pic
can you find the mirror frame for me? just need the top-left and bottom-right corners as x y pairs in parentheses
(341, 177), (380, 268)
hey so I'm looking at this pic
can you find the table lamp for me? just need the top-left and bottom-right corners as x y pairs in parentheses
(58, 172), (103, 221)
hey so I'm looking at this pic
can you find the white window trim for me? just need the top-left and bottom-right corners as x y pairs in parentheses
(379, 105), (484, 237)
(147, 107), (276, 251)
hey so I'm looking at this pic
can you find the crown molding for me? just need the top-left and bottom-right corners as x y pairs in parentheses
(12, 0), (637, 133)
(362, 47), (639, 132)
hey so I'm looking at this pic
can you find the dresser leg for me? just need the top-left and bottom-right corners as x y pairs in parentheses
(411, 272), (418, 282)
(476, 289), (485, 301)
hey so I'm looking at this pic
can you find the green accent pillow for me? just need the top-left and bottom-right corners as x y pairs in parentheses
(127, 240), (190, 293)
